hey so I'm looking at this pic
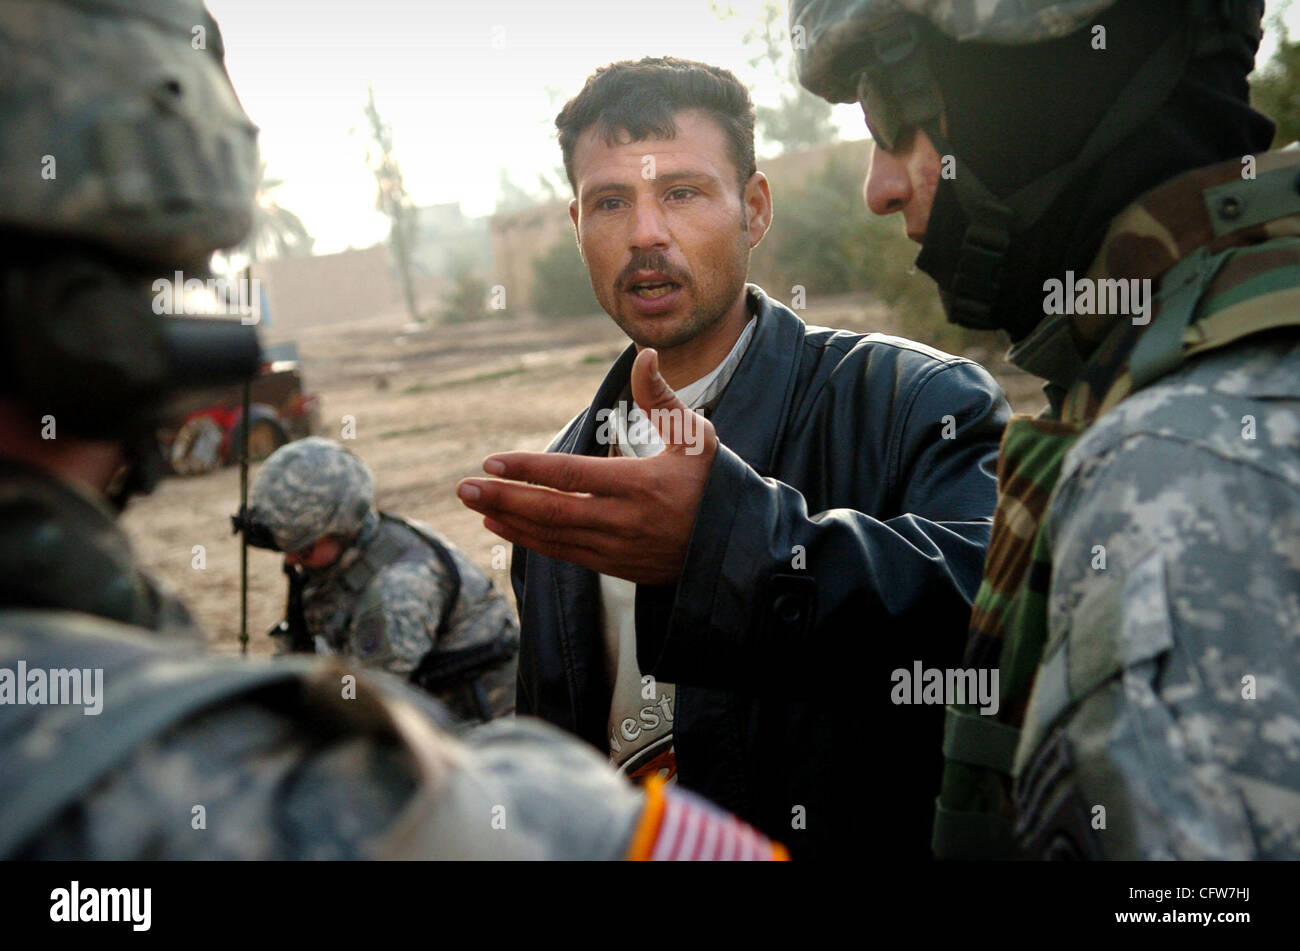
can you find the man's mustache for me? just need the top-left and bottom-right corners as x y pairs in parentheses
(617, 253), (691, 290)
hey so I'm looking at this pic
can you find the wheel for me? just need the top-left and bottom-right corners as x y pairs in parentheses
(246, 418), (288, 461)
(170, 416), (224, 475)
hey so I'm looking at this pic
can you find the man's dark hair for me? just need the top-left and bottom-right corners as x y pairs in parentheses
(556, 56), (756, 195)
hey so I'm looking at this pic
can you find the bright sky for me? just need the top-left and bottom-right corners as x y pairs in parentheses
(207, 0), (868, 254)
(207, 0), (1300, 256)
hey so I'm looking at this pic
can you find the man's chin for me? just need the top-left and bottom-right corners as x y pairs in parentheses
(630, 327), (700, 354)
(613, 310), (694, 351)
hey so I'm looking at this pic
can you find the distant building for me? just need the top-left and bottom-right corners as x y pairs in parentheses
(254, 203), (496, 335)
(487, 200), (571, 315)
(256, 244), (402, 337)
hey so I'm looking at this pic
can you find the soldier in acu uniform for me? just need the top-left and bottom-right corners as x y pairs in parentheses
(244, 437), (519, 725)
(794, 0), (1300, 858)
(0, 0), (786, 861)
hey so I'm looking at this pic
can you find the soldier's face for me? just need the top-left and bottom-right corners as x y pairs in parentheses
(567, 110), (772, 352)
(285, 536), (343, 570)
(863, 126), (942, 244)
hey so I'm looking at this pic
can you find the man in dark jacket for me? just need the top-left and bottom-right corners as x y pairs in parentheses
(457, 56), (1010, 859)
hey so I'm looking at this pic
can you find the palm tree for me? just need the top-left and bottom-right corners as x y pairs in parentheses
(362, 84), (421, 324)
(245, 161), (314, 263)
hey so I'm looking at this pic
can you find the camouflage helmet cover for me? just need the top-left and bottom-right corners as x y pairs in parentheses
(248, 438), (375, 553)
(0, 0), (259, 264)
(791, 0), (1117, 102)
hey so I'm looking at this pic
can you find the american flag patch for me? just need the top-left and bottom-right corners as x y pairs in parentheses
(626, 777), (788, 861)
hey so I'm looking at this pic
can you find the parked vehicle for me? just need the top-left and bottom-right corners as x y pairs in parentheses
(163, 344), (320, 476)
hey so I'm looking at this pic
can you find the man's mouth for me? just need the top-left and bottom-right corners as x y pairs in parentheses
(627, 280), (681, 299)
(623, 268), (685, 301)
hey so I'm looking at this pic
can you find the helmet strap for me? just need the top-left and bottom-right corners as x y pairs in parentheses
(922, 9), (1217, 329)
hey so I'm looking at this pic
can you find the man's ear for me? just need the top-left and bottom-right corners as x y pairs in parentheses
(743, 172), (773, 248)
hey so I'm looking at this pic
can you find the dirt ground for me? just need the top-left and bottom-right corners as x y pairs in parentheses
(120, 294), (1045, 655)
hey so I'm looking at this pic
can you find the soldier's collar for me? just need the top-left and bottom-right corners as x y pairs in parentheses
(1007, 315), (1087, 395)
(1011, 146), (1300, 386)
(1088, 146), (1300, 283)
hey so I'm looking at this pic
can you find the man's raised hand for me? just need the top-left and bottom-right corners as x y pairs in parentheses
(456, 348), (717, 584)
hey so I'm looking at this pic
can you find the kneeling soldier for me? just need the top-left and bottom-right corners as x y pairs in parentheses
(243, 437), (517, 725)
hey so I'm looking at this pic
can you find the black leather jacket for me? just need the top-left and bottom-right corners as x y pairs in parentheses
(513, 285), (1010, 859)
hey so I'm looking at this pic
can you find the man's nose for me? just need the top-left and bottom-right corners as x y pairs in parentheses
(629, 198), (671, 250)
(864, 146), (911, 217)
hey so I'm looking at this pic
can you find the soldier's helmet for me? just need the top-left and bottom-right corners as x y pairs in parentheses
(791, 0), (1117, 106)
(246, 438), (375, 554)
(789, 0), (1264, 331)
(0, 0), (257, 262)
(0, 0), (261, 452)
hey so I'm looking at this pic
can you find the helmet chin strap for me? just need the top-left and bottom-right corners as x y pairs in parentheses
(919, 16), (1197, 330)
(908, 0), (1258, 332)
(104, 437), (166, 513)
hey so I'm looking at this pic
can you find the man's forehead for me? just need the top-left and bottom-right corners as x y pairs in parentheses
(571, 110), (732, 185)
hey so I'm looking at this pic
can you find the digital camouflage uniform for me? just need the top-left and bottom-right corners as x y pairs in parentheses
(0, 0), (786, 861)
(0, 459), (201, 641)
(247, 438), (518, 725)
(1, 608), (784, 860)
(795, 0), (1300, 858)
(1005, 152), (1300, 859)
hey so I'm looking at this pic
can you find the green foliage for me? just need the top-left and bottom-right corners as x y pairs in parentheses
(746, 2), (837, 153)
(246, 161), (314, 263)
(531, 237), (601, 318)
(753, 145), (982, 353)
(754, 149), (873, 295)
(1251, 13), (1300, 148)
(438, 267), (491, 324)
(711, 0), (838, 155)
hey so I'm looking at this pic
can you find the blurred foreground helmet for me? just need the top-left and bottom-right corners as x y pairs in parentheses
(0, 0), (261, 454)
(790, 0), (1264, 329)
(792, 0), (1116, 104)
(0, 0), (258, 261)
(246, 439), (376, 554)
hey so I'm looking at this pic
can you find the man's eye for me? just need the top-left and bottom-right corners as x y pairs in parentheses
(596, 197), (625, 211)
(666, 187), (695, 200)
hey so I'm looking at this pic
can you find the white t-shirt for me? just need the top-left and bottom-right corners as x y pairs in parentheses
(600, 317), (757, 782)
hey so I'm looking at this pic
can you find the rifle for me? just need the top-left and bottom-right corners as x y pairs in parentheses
(410, 637), (518, 722)
(267, 562), (315, 653)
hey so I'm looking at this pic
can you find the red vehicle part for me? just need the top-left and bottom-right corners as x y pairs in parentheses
(162, 360), (318, 476)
